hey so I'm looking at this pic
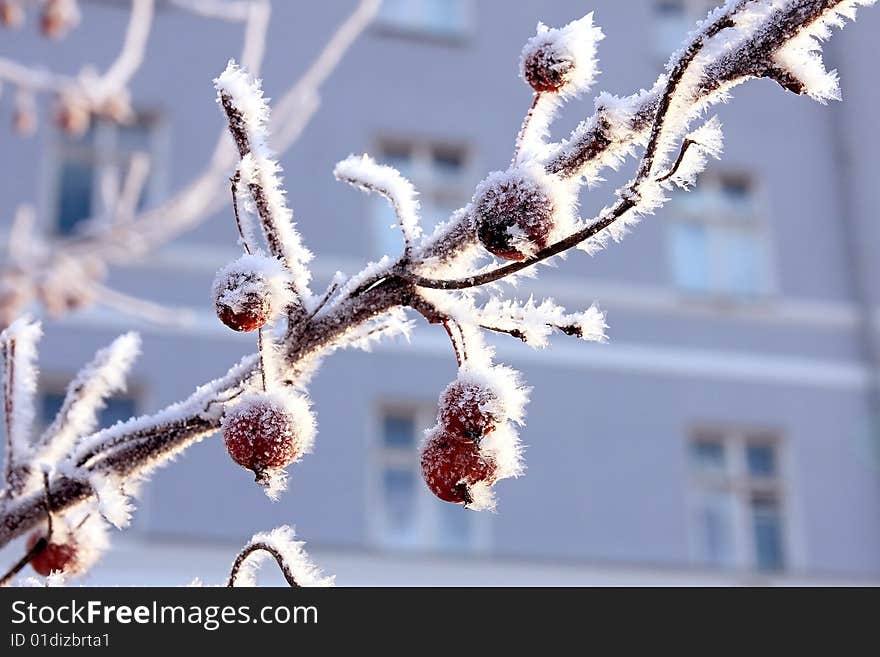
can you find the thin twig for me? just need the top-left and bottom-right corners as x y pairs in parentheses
(226, 542), (300, 587)
(230, 170), (252, 254)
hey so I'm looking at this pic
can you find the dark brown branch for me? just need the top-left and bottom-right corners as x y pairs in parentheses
(0, 536), (46, 587)
(406, 197), (635, 290)
(655, 138), (698, 184)
(633, 3), (739, 183)
(227, 542), (300, 587)
(2, 338), (15, 489)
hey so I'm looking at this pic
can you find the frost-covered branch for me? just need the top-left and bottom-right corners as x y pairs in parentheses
(226, 525), (333, 587)
(0, 0), (379, 328)
(1, 318), (42, 494)
(0, 0), (873, 583)
(407, 0), (873, 291)
(334, 154), (422, 255)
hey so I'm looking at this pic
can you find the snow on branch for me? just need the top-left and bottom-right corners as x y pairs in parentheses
(215, 61), (314, 302)
(478, 297), (607, 348)
(334, 154), (423, 252)
(0, 0), (875, 582)
(1, 317), (42, 492)
(226, 525), (333, 587)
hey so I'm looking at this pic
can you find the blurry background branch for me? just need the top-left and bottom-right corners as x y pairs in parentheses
(0, 0), (381, 328)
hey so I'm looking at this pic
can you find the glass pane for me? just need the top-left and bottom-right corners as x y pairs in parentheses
(718, 177), (754, 218)
(746, 444), (777, 477)
(671, 222), (711, 293)
(56, 159), (94, 235)
(690, 439), (726, 474)
(430, 146), (466, 183)
(436, 501), (471, 551)
(423, 0), (466, 34)
(379, 0), (466, 35)
(382, 467), (418, 545)
(695, 490), (735, 567)
(382, 413), (416, 449)
(752, 497), (785, 571)
(379, 144), (413, 177)
(720, 228), (762, 296)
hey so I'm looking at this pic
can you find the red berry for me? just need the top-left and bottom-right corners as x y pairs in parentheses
(214, 269), (273, 332)
(222, 393), (313, 484)
(26, 532), (78, 576)
(421, 428), (496, 505)
(40, 0), (77, 39)
(475, 171), (555, 261)
(0, 1), (24, 29)
(523, 43), (574, 93)
(439, 379), (499, 440)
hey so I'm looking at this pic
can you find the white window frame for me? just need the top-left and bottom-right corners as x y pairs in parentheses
(666, 171), (777, 302)
(685, 426), (789, 572)
(43, 111), (169, 237)
(370, 137), (472, 257)
(367, 401), (491, 554)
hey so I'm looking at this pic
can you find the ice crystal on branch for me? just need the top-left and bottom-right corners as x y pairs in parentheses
(334, 154), (422, 249)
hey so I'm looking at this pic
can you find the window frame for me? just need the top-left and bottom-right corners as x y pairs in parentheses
(366, 400), (490, 554)
(666, 171), (778, 303)
(43, 110), (169, 238)
(685, 425), (789, 572)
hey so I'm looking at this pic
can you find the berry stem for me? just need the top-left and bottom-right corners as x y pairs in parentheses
(257, 328), (267, 392)
(230, 169), (252, 255)
(441, 320), (463, 367)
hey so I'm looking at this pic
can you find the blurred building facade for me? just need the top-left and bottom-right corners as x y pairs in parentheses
(1, 0), (879, 585)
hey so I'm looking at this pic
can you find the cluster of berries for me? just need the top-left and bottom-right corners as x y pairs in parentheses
(0, 0), (79, 38)
(421, 367), (526, 510)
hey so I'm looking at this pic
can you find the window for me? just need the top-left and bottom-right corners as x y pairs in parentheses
(653, 0), (719, 54)
(668, 173), (772, 299)
(687, 429), (786, 572)
(371, 406), (488, 552)
(52, 112), (165, 236)
(371, 139), (470, 257)
(39, 389), (138, 431)
(376, 0), (471, 40)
